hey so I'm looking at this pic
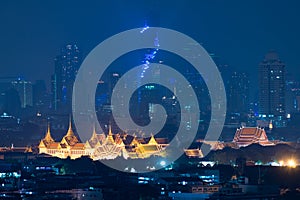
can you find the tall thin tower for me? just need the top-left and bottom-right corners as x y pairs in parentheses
(52, 44), (81, 111)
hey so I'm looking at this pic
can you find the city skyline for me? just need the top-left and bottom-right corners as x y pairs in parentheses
(0, 0), (300, 88)
(0, 1), (298, 158)
(0, 1), (300, 199)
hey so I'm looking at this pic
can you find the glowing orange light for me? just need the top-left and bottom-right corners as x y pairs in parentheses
(269, 121), (273, 129)
(287, 159), (296, 168)
(279, 160), (284, 166)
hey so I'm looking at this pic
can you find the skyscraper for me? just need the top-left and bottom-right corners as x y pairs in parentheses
(33, 80), (49, 109)
(51, 44), (81, 111)
(11, 79), (33, 108)
(0, 77), (21, 115)
(258, 51), (285, 120)
(227, 71), (250, 114)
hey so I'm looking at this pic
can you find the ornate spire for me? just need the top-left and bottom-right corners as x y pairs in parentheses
(148, 135), (158, 145)
(66, 115), (74, 136)
(92, 124), (97, 136)
(44, 123), (54, 142)
(90, 124), (98, 141)
(106, 125), (115, 144)
(108, 124), (112, 136)
(62, 116), (79, 146)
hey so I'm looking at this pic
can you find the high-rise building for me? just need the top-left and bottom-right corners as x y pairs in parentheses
(216, 61), (250, 124)
(51, 44), (81, 111)
(33, 80), (49, 110)
(227, 71), (250, 114)
(258, 51), (285, 119)
(11, 79), (33, 108)
(0, 77), (21, 115)
(285, 78), (300, 114)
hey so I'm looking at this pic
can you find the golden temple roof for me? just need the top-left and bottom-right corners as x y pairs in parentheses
(44, 123), (54, 142)
(39, 123), (55, 148)
(60, 117), (80, 146)
(106, 125), (115, 144)
(147, 135), (158, 145)
(66, 117), (75, 137)
(38, 120), (169, 160)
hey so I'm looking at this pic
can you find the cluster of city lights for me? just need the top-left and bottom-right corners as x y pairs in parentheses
(139, 23), (159, 79)
(279, 159), (297, 168)
(136, 23), (160, 104)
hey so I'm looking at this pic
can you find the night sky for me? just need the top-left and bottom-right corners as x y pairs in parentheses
(0, 0), (300, 90)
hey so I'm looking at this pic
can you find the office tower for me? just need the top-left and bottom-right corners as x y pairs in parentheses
(51, 44), (81, 111)
(258, 51), (285, 119)
(11, 79), (33, 108)
(285, 74), (300, 114)
(0, 77), (21, 115)
(213, 58), (249, 123)
(33, 80), (48, 109)
(227, 71), (250, 114)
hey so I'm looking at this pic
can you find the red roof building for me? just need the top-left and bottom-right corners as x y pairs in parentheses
(232, 127), (274, 148)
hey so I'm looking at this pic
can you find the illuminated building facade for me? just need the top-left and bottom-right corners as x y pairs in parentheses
(38, 122), (168, 160)
(227, 71), (250, 114)
(85, 126), (127, 160)
(232, 127), (274, 148)
(38, 122), (85, 160)
(259, 51), (285, 120)
(51, 44), (81, 111)
(11, 79), (33, 108)
(125, 136), (167, 159)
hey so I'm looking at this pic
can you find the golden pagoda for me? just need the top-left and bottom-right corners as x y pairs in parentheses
(38, 123), (56, 154)
(39, 120), (85, 159)
(88, 125), (127, 160)
(60, 119), (80, 146)
(38, 121), (168, 160)
(127, 135), (167, 159)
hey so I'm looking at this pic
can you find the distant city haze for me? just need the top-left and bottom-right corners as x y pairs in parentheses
(0, 0), (300, 94)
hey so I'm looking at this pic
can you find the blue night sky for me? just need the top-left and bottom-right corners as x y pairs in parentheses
(0, 0), (300, 90)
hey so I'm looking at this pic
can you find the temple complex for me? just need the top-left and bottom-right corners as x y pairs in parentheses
(38, 122), (168, 160)
(38, 121), (85, 160)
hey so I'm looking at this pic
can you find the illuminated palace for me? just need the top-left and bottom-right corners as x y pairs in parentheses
(197, 126), (276, 151)
(38, 122), (168, 160)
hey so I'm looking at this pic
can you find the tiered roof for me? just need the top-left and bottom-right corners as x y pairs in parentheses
(39, 120), (168, 160)
(39, 123), (55, 148)
(233, 127), (274, 148)
(60, 119), (79, 146)
(39, 119), (81, 150)
(88, 125), (125, 160)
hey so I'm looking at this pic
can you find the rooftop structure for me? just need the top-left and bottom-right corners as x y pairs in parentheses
(233, 127), (274, 148)
(184, 148), (204, 158)
(38, 121), (168, 160)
